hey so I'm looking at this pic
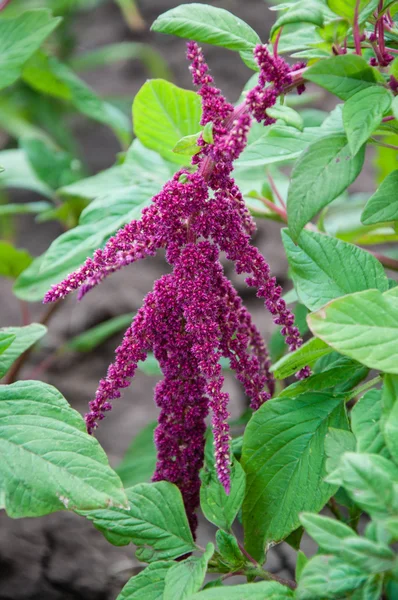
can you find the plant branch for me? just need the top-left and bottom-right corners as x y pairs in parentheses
(353, 0), (362, 55)
(328, 497), (344, 521)
(4, 301), (62, 384)
(267, 171), (287, 209)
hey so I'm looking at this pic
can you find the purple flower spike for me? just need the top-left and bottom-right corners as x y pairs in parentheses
(44, 41), (308, 532)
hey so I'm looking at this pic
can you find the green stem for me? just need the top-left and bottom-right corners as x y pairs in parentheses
(347, 375), (382, 401)
(328, 497), (344, 521)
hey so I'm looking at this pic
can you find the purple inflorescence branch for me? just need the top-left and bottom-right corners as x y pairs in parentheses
(44, 42), (308, 533)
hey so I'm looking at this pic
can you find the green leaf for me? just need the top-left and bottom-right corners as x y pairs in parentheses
(282, 229), (388, 311)
(382, 374), (398, 465)
(79, 482), (196, 561)
(307, 289), (398, 374)
(189, 581), (294, 600)
(287, 134), (365, 241)
(325, 427), (356, 475)
(0, 241), (32, 279)
(14, 181), (159, 302)
(393, 96), (398, 121)
(271, 0), (324, 37)
(0, 324), (46, 378)
(343, 87), (392, 156)
(23, 52), (130, 145)
(0, 10), (61, 90)
(0, 381), (127, 517)
(297, 554), (368, 599)
(351, 575), (384, 600)
(266, 105), (304, 131)
(279, 358), (367, 398)
(296, 551), (308, 584)
(215, 530), (246, 569)
(202, 122), (214, 144)
(21, 137), (84, 190)
(172, 132), (201, 157)
(236, 124), (319, 168)
(305, 55), (381, 101)
(327, 452), (398, 517)
(361, 170), (398, 225)
(116, 560), (174, 600)
(0, 149), (53, 198)
(351, 389), (390, 457)
(151, 4), (261, 52)
(271, 337), (332, 379)
(200, 432), (246, 531)
(0, 333), (16, 356)
(285, 526), (304, 551)
(116, 422), (157, 488)
(163, 543), (214, 600)
(0, 201), (52, 216)
(328, 0), (380, 23)
(241, 392), (348, 561)
(300, 513), (395, 573)
(133, 79), (202, 165)
(66, 313), (134, 353)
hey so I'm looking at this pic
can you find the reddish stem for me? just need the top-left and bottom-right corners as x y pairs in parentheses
(267, 172), (286, 210)
(382, 115), (396, 123)
(353, 0), (362, 55)
(0, 0), (11, 10)
(273, 27), (283, 57)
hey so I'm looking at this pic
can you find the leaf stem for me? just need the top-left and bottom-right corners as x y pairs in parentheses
(256, 195), (288, 222)
(371, 139), (398, 151)
(267, 171), (287, 210)
(328, 497), (344, 521)
(347, 375), (382, 400)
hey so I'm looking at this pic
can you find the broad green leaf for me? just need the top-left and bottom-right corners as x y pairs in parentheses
(79, 482), (196, 561)
(189, 581), (294, 600)
(215, 530), (246, 569)
(116, 560), (174, 600)
(242, 392), (347, 561)
(23, 52), (130, 145)
(0, 381), (127, 517)
(351, 575), (384, 600)
(393, 96), (398, 121)
(305, 55), (381, 101)
(151, 4), (261, 52)
(271, 0), (324, 37)
(0, 10), (60, 90)
(21, 137), (84, 190)
(66, 313), (134, 353)
(382, 374), (398, 464)
(326, 452), (398, 517)
(300, 513), (395, 573)
(266, 105), (303, 130)
(343, 87), (392, 156)
(70, 41), (172, 80)
(271, 337), (332, 379)
(172, 132), (201, 157)
(14, 181), (159, 302)
(328, 0), (380, 23)
(325, 427), (356, 475)
(133, 79), (202, 164)
(361, 170), (398, 225)
(0, 324), (46, 378)
(59, 139), (171, 200)
(163, 543), (214, 600)
(351, 389), (390, 457)
(116, 421), (157, 488)
(277, 23), (323, 55)
(287, 134), (365, 241)
(279, 357), (367, 399)
(297, 554), (368, 599)
(0, 242), (32, 279)
(200, 432), (246, 531)
(308, 289), (398, 374)
(236, 124), (319, 168)
(0, 149), (53, 198)
(0, 333), (16, 356)
(296, 550), (308, 583)
(282, 229), (388, 310)
(0, 201), (51, 216)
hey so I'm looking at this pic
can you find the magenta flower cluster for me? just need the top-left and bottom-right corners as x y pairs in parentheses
(44, 43), (307, 532)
